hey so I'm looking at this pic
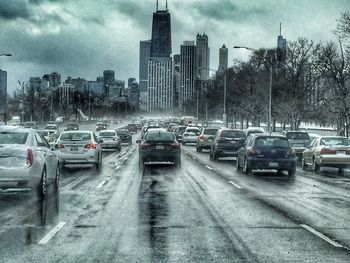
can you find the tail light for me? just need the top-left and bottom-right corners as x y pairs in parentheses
(288, 148), (296, 157)
(140, 143), (151, 149)
(248, 148), (256, 156)
(84, 143), (97, 149)
(170, 142), (180, 148)
(199, 135), (205, 141)
(26, 148), (33, 167)
(320, 148), (336, 155)
(59, 144), (65, 149)
(113, 137), (119, 141)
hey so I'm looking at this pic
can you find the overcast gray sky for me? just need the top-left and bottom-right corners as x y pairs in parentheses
(0, 0), (348, 94)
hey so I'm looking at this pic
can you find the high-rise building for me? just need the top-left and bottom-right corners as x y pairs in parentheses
(139, 40), (151, 92)
(277, 23), (287, 60)
(148, 58), (174, 111)
(218, 44), (228, 72)
(150, 1), (171, 58)
(180, 41), (197, 109)
(196, 33), (210, 80)
(0, 70), (7, 115)
(49, 72), (61, 88)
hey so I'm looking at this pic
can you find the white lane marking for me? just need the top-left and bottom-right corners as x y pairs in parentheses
(38, 221), (66, 244)
(228, 181), (243, 189)
(205, 165), (213, 170)
(115, 165), (120, 170)
(300, 224), (344, 248)
(96, 180), (106, 189)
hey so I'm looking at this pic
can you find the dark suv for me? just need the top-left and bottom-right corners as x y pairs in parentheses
(209, 128), (246, 161)
(127, 123), (138, 133)
(96, 121), (108, 132)
(283, 131), (310, 160)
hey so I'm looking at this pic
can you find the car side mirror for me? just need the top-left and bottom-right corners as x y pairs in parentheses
(130, 132), (133, 135)
(136, 140), (141, 144)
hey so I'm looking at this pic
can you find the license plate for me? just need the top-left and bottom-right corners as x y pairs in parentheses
(269, 162), (279, 167)
(337, 151), (346, 155)
(70, 147), (78, 151)
(156, 145), (164, 150)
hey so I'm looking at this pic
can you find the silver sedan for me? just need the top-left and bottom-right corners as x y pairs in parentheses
(54, 130), (103, 170)
(98, 130), (121, 151)
(0, 125), (60, 197)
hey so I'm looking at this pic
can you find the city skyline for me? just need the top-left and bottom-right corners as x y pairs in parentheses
(0, 0), (348, 94)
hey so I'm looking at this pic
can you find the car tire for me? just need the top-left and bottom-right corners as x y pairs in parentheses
(236, 158), (242, 171)
(301, 157), (307, 170)
(174, 157), (181, 167)
(198, 146), (202, 153)
(182, 141), (186, 146)
(288, 168), (296, 176)
(313, 158), (320, 173)
(243, 158), (251, 175)
(95, 153), (102, 171)
(213, 153), (218, 161)
(338, 168), (345, 176)
(209, 152), (213, 160)
(38, 166), (47, 198)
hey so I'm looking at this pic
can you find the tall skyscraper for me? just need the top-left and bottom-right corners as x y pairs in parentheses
(0, 70), (7, 115)
(147, 0), (174, 112)
(180, 41), (197, 109)
(49, 72), (61, 88)
(139, 40), (151, 92)
(196, 33), (210, 80)
(277, 23), (287, 60)
(150, 1), (172, 58)
(218, 44), (228, 72)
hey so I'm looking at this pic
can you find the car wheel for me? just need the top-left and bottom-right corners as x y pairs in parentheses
(236, 158), (241, 171)
(209, 152), (213, 160)
(243, 158), (251, 175)
(38, 167), (47, 198)
(182, 141), (186, 146)
(301, 157), (307, 170)
(288, 168), (296, 176)
(338, 168), (345, 176)
(313, 158), (320, 173)
(174, 157), (181, 167)
(198, 146), (202, 153)
(213, 153), (218, 161)
(95, 154), (102, 171)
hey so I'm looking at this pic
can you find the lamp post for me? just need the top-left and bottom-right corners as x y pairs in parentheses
(234, 46), (273, 133)
(1, 53), (12, 124)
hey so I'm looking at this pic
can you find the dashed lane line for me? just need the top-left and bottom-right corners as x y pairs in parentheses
(38, 221), (66, 244)
(205, 165), (213, 170)
(228, 181), (243, 189)
(96, 180), (106, 189)
(300, 224), (345, 249)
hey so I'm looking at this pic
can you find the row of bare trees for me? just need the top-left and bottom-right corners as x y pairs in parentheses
(199, 12), (350, 132)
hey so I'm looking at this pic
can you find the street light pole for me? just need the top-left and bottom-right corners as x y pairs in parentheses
(234, 46), (273, 133)
(1, 53), (12, 125)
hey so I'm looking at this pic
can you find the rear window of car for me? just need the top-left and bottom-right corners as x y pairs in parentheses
(204, 128), (218, 135)
(221, 130), (246, 138)
(60, 132), (91, 141)
(99, 132), (115, 137)
(45, 125), (57, 129)
(0, 132), (29, 144)
(254, 137), (290, 147)
(320, 137), (350, 146)
(186, 129), (200, 135)
(286, 132), (310, 140)
(66, 123), (77, 127)
(145, 132), (174, 141)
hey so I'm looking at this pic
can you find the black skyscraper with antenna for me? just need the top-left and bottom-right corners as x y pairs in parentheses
(150, 0), (172, 58)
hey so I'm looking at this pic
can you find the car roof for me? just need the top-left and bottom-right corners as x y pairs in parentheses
(253, 134), (287, 138)
(146, 128), (167, 133)
(99, 130), (116, 133)
(0, 125), (33, 133)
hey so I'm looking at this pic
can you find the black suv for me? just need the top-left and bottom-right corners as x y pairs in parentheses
(210, 128), (246, 161)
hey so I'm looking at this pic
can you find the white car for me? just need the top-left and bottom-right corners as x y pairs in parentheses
(98, 130), (121, 151)
(182, 127), (201, 145)
(54, 131), (103, 170)
(0, 126), (60, 197)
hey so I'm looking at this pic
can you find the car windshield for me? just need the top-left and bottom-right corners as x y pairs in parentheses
(254, 137), (290, 147)
(286, 132), (310, 140)
(60, 133), (91, 141)
(99, 132), (115, 137)
(203, 128), (218, 135)
(321, 137), (350, 146)
(0, 132), (28, 144)
(221, 130), (246, 138)
(145, 132), (174, 141)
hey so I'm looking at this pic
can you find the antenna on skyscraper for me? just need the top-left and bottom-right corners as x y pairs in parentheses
(280, 22), (282, 35)
(166, 0), (168, 11)
(156, 0), (158, 11)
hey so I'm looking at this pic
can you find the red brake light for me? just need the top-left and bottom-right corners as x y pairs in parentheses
(199, 135), (205, 141)
(140, 143), (151, 149)
(248, 148), (256, 156)
(170, 142), (180, 148)
(320, 148), (336, 155)
(289, 148), (296, 157)
(26, 148), (33, 167)
(59, 144), (65, 149)
(84, 143), (97, 149)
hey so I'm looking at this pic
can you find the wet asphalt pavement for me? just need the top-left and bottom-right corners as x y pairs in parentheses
(1, 125), (350, 262)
